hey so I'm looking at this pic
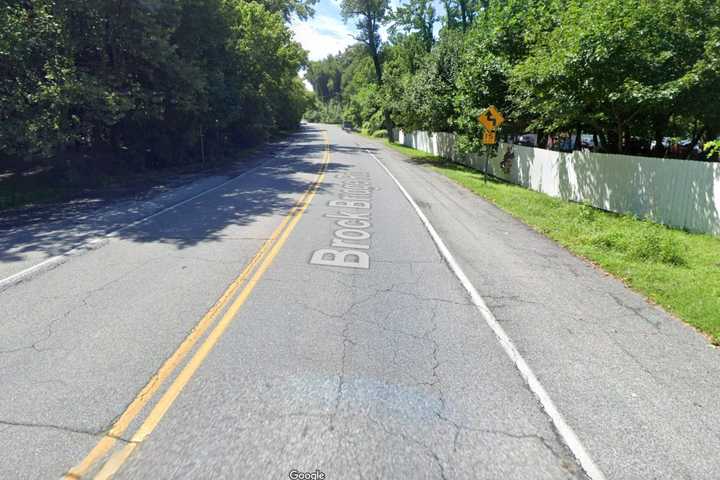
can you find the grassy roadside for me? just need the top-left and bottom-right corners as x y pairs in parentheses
(376, 137), (720, 344)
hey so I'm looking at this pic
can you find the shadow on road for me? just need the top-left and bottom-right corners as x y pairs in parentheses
(330, 144), (380, 155)
(0, 125), (347, 262)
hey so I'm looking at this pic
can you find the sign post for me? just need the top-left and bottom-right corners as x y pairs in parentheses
(484, 147), (491, 184)
(477, 105), (505, 183)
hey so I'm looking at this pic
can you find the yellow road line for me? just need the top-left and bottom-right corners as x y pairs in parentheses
(64, 218), (287, 479)
(65, 136), (329, 479)
(95, 141), (328, 479)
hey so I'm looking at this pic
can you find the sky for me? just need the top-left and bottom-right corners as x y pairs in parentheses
(290, 0), (383, 90)
(290, 0), (358, 63)
(291, 0), (443, 89)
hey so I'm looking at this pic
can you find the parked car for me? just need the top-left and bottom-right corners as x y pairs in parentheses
(516, 133), (537, 146)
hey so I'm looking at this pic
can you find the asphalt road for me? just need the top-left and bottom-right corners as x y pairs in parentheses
(1, 124), (720, 479)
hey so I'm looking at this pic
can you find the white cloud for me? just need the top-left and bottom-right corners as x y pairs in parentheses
(299, 69), (314, 91)
(291, 15), (356, 61)
(379, 24), (390, 42)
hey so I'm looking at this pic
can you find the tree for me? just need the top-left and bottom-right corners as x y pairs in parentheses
(306, 55), (344, 102)
(0, 0), (312, 177)
(390, 0), (436, 53)
(304, 45), (375, 125)
(393, 29), (465, 132)
(442, 0), (480, 32)
(511, 0), (720, 154)
(340, 0), (389, 85)
(341, 0), (393, 134)
(453, 0), (548, 151)
(257, 0), (318, 21)
(0, 0), (73, 164)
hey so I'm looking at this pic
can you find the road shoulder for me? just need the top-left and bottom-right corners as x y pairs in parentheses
(350, 127), (720, 480)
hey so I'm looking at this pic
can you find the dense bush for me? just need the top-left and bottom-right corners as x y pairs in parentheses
(304, 99), (344, 124)
(0, 0), (312, 175)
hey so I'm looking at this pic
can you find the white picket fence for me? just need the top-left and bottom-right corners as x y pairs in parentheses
(393, 129), (720, 236)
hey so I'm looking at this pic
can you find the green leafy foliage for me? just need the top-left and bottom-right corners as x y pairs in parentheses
(308, 0), (719, 160)
(705, 140), (720, 160)
(391, 29), (464, 132)
(390, 0), (436, 53)
(1, 0), (310, 177)
(511, 0), (719, 153)
(0, 0), (74, 161)
(341, 0), (390, 84)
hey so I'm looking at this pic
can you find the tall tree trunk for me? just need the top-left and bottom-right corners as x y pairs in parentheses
(371, 53), (382, 85)
(110, 125), (122, 153)
(366, 17), (382, 85)
(384, 111), (394, 143)
(624, 126), (632, 154)
(574, 126), (582, 150)
(687, 129), (704, 160)
(599, 132), (609, 153)
(606, 128), (620, 154)
(442, 0), (454, 28)
(653, 131), (665, 157)
(364, 18), (389, 140)
(651, 114), (669, 157)
(538, 131), (547, 149)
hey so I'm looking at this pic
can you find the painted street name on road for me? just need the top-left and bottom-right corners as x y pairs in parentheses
(310, 171), (373, 269)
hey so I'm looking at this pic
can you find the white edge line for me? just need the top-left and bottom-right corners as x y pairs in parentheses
(368, 149), (607, 480)
(0, 144), (295, 291)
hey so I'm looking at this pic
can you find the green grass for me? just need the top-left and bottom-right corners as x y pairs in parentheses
(378, 138), (720, 344)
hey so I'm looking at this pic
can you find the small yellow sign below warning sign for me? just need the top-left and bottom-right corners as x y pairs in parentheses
(483, 130), (497, 145)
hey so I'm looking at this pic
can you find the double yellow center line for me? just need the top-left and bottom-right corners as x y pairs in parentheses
(65, 134), (330, 479)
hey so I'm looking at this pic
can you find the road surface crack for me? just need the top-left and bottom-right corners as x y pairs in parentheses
(365, 413), (449, 480)
(482, 294), (545, 309)
(0, 419), (131, 443)
(607, 334), (666, 386)
(608, 292), (661, 330)
(2, 261), (160, 356)
(0, 308), (71, 357)
(390, 287), (471, 306)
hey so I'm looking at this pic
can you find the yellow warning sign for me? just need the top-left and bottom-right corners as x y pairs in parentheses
(478, 105), (505, 131)
(488, 105), (505, 127)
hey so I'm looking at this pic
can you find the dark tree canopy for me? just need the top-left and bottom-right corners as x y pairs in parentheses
(0, 0), (312, 173)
